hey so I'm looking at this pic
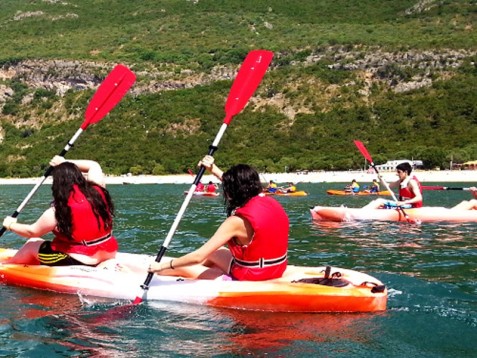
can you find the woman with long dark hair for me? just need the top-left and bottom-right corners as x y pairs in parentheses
(149, 156), (289, 281)
(3, 155), (117, 266)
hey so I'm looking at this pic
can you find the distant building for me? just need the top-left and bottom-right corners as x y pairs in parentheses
(374, 159), (424, 172)
(459, 161), (477, 170)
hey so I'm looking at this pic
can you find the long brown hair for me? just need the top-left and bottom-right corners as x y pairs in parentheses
(51, 162), (114, 240)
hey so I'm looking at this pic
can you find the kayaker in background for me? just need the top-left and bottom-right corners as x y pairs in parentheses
(205, 181), (218, 193)
(345, 179), (360, 194)
(280, 182), (297, 194)
(149, 155), (289, 281)
(266, 180), (278, 193)
(369, 179), (380, 193)
(451, 186), (477, 210)
(2, 156), (118, 266)
(195, 181), (205, 192)
(362, 162), (423, 209)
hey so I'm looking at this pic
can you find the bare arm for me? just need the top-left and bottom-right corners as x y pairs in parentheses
(150, 215), (248, 272)
(50, 155), (106, 187)
(402, 179), (423, 205)
(4, 207), (57, 239)
(386, 178), (400, 189)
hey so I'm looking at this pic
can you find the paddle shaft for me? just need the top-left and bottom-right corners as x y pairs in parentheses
(140, 125), (227, 289)
(422, 186), (471, 191)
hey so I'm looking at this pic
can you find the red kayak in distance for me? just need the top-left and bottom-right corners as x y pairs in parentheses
(184, 191), (220, 197)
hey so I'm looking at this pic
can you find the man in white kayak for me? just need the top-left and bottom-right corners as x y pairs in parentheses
(362, 162), (423, 209)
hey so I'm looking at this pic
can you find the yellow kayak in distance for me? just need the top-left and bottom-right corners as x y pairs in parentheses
(263, 190), (308, 197)
(326, 189), (391, 196)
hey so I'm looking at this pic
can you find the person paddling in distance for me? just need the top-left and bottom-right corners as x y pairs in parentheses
(2, 155), (118, 266)
(205, 180), (219, 193)
(345, 179), (360, 194)
(148, 155), (289, 281)
(451, 186), (477, 210)
(266, 180), (278, 193)
(362, 162), (423, 209)
(368, 179), (380, 194)
(280, 182), (297, 194)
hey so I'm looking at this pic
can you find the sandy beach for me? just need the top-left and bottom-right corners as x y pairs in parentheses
(2, 169), (477, 185)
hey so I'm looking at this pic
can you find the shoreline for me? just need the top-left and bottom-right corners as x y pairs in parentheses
(2, 169), (477, 185)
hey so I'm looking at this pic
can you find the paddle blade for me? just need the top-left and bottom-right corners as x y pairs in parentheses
(82, 64), (136, 129)
(354, 140), (373, 163)
(224, 50), (273, 124)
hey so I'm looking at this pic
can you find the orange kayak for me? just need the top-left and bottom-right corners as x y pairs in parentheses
(326, 190), (391, 196)
(263, 190), (308, 197)
(0, 248), (386, 313)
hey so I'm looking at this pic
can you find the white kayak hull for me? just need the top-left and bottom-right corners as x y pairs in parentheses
(0, 248), (386, 313)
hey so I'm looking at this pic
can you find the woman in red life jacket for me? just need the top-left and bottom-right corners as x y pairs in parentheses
(195, 181), (205, 192)
(363, 162), (423, 210)
(2, 155), (117, 266)
(205, 181), (218, 193)
(149, 155), (289, 281)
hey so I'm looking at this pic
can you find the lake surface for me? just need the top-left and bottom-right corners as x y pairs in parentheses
(0, 182), (475, 357)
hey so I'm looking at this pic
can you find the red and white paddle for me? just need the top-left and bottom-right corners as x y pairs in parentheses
(133, 50), (274, 304)
(0, 64), (136, 237)
(422, 185), (471, 191)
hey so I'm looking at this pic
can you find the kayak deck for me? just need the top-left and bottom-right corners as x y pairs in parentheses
(310, 205), (477, 223)
(326, 190), (391, 196)
(0, 248), (386, 313)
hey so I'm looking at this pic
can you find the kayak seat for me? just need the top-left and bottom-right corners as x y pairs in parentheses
(292, 266), (349, 287)
(293, 277), (349, 287)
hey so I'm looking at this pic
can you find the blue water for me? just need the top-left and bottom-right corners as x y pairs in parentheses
(0, 182), (476, 357)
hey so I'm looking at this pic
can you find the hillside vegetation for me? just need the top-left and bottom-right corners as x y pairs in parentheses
(0, 0), (476, 177)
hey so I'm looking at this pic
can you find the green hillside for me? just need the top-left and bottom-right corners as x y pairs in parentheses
(0, 0), (476, 177)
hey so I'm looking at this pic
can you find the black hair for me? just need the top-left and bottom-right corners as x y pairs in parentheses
(51, 162), (115, 240)
(396, 162), (412, 175)
(221, 164), (263, 216)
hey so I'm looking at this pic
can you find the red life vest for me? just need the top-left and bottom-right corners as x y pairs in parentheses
(229, 195), (289, 281)
(399, 175), (423, 208)
(51, 185), (118, 255)
(195, 183), (205, 192)
(206, 184), (216, 193)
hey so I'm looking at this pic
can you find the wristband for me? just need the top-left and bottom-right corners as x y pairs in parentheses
(169, 260), (174, 270)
